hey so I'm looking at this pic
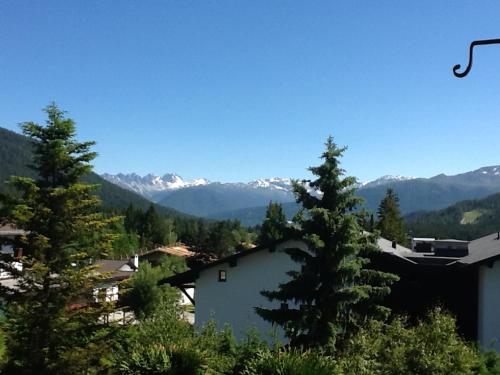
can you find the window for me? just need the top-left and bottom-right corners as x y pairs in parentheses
(218, 270), (227, 282)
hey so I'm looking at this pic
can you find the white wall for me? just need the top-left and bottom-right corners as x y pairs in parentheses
(180, 287), (194, 306)
(194, 240), (305, 342)
(93, 285), (119, 303)
(478, 261), (500, 351)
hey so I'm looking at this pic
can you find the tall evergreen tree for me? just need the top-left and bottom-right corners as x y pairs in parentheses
(258, 201), (287, 246)
(256, 137), (398, 349)
(377, 188), (407, 245)
(0, 104), (118, 374)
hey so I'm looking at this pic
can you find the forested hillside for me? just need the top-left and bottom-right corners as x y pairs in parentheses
(0, 127), (183, 217)
(204, 168), (500, 226)
(405, 192), (500, 240)
(0, 126), (257, 257)
(157, 182), (295, 217)
(357, 173), (500, 215)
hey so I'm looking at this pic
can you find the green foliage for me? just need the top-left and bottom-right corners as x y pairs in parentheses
(406, 192), (500, 240)
(122, 256), (185, 320)
(377, 188), (407, 245)
(338, 308), (500, 375)
(257, 201), (287, 246)
(0, 127), (185, 218)
(115, 302), (239, 374)
(110, 219), (141, 258)
(241, 348), (339, 375)
(175, 217), (256, 258)
(123, 204), (178, 250)
(0, 104), (118, 374)
(256, 137), (398, 349)
(112, 301), (500, 375)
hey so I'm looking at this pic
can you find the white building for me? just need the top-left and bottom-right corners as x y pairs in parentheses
(163, 239), (304, 341)
(163, 232), (500, 350)
(0, 224), (26, 279)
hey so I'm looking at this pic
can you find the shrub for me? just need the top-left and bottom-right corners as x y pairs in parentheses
(339, 308), (488, 375)
(241, 347), (339, 375)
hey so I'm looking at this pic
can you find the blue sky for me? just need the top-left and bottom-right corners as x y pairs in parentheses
(1, 1), (500, 183)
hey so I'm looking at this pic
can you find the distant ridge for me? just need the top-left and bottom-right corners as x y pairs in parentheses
(405, 192), (500, 240)
(102, 173), (413, 218)
(0, 127), (187, 218)
(206, 167), (500, 226)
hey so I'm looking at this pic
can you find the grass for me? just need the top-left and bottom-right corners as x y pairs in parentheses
(460, 210), (483, 225)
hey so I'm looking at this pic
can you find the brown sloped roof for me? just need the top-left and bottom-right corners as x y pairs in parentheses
(142, 245), (195, 257)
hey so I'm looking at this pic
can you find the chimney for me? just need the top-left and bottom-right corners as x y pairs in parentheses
(14, 248), (23, 259)
(391, 241), (397, 249)
(131, 254), (139, 270)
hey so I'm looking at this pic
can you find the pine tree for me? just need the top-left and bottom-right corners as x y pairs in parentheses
(0, 104), (118, 374)
(377, 188), (407, 246)
(258, 201), (287, 246)
(256, 137), (398, 349)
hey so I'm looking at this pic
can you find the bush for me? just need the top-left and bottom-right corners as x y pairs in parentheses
(241, 347), (339, 375)
(339, 308), (496, 375)
(121, 257), (184, 320)
(113, 305), (500, 375)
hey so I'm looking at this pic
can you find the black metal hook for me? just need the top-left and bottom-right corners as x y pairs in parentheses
(453, 38), (500, 78)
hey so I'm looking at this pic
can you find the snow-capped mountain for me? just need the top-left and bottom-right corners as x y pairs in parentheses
(359, 175), (416, 188)
(102, 166), (500, 223)
(101, 172), (419, 204)
(100, 173), (299, 201)
(248, 177), (292, 191)
(100, 173), (209, 201)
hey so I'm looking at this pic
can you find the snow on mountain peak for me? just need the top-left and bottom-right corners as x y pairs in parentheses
(100, 172), (209, 200)
(360, 175), (416, 188)
(248, 178), (292, 190)
(476, 166), (500, 176)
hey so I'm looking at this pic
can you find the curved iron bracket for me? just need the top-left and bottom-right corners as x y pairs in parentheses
(453, 38), (500, 78)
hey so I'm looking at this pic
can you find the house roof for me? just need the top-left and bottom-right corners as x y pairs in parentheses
(161, 232), (500, 288)
(95, 259), (137, 281)
(159, 242), (278, 286)
(141, 245), (195, 258)
(434, 239), (469, 244)
(160, 237), (416, 286)
(457, 233), (500, 265)
(0, 224), (27, 237)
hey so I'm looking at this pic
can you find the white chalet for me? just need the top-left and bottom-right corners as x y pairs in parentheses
(162, 232), (500, 351)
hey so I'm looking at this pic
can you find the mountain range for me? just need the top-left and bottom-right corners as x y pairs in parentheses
(4, 123), (500, 232)
(102, 167), (500, 226)
(0, 127), (186, 218)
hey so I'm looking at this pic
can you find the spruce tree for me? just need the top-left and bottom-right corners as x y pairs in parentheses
(377, 188), (407, 246)
(258, 201), (287, 246)
(0, 104), (118, 374)
(256, 137), (398, 349)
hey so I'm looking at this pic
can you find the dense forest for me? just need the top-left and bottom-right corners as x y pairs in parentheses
(405, 192), (500, 240)
(0, 127), (184, 217)
(0, 126), (256, 259)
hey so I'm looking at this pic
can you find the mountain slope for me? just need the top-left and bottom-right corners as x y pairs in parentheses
(158, 182), (295, 217)
(355, 173), (500, 215)
(207, 168), (500, 226)
(103, 173), (412, 219)
(103, 167), (500, 225)
(208, 201), (300, 227)
(101, 172), (209, 201)
(0, 127), (186, 217)
(405, 192), (500, 240)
